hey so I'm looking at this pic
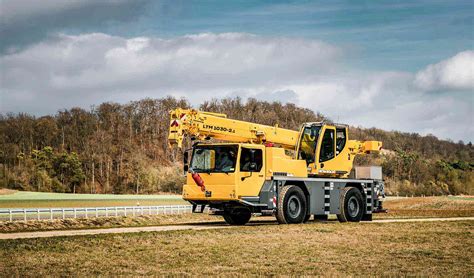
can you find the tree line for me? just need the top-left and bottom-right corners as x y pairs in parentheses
(1, 96), (472, 195)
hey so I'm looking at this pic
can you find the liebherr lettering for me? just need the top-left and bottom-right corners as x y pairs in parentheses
(202, 124), (236, 133)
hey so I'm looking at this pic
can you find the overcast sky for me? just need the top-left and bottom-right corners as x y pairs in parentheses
(0, 0), (473, 142)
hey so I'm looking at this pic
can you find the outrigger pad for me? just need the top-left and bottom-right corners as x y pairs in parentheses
(192, 204), (206, 213)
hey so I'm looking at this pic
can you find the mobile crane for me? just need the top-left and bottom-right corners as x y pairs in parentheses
(168, 108), (385, 225)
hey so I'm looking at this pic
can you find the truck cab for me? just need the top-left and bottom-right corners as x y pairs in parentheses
(182, 143), (307, 203)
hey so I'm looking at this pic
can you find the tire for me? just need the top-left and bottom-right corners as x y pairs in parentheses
(276, 185), (307, 224)
(223, 208), (251, 225)
(336, 187), (365, 222)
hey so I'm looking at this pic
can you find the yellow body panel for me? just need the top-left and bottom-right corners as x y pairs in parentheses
(182, 172), (238, 201)
(265, 148), (307, 178)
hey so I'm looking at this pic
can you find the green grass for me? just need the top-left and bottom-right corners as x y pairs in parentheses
(1, 220), (472, 276)
(0, 191), (187, 208)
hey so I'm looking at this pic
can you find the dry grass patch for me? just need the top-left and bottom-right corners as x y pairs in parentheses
(1, 220), (472, 276)
(0, 213), (217, 233)
(0, 188), (16, 195)
(377, 196), (474, 219)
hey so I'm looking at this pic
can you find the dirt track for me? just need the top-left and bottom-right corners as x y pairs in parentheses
(1, 217), (473, 240)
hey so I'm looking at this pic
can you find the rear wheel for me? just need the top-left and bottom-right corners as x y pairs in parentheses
(337, 187), (365, 222)
(223, 208), (251, 225)
(276, 185), (307, 224)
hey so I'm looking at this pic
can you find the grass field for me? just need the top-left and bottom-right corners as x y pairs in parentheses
(376, 196), (474, 218)
(0, 190), (187, 208)
(1, 196), (473, 233)
(1, 220), (472, 276)
(0, 196), (473, 276)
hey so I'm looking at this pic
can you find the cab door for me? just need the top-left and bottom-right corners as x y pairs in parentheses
(315, 126), (338, 176)
(236, 145), (265, 197)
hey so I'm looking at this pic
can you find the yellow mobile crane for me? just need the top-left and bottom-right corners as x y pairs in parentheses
(168, 108), (385, 225)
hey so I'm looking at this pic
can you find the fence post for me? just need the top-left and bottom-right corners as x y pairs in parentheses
(24, 209), (27, 222)
(37, 209), (40, 220)
(115, 207), (118, 217)
(85, 208), (88, 219)
(105, 207), (108, 217)
(9, 210), (12, 222)
(74, 208), (77, 219)
(95, 208), (98, 218)
(62, 209), (65, 220)
(133, 207), (135, 216)
(50, 208), (53, 220)
(124, 207), (127, 217)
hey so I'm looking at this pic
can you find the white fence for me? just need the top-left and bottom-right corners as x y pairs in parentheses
(0, 205), (195, 222)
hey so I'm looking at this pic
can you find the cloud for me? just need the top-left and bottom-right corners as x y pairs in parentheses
(277, 72), (472, 142)
(0, 0), (149, 53)
(0, 32), (472, 142)
(0, 32), (340, 113)
(414, 50), (474, 91)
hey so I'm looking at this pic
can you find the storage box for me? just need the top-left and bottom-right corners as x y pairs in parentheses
(353, 166), (382, 180)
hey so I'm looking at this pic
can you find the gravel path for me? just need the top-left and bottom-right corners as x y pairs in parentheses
(1, 217), (473, 240)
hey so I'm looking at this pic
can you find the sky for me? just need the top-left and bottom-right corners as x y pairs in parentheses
(0, 0), (473, 142)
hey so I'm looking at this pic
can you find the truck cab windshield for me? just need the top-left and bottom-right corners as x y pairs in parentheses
(190, 145), (238, 173)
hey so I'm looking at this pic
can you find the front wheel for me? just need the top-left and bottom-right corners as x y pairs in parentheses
(337, 187), (365, 222)
(276, 185), (307, 224)
(223, 209), (251, 225)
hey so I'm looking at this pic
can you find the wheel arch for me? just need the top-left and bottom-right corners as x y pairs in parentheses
(284, 180), (310, 197)
(285, 181), (311, 207)
(346, 182), (365, 197)
(283, 180), (310, 216)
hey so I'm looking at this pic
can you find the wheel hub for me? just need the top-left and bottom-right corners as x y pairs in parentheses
(288, 195), (301, 218)
(348, 196), (360, 217)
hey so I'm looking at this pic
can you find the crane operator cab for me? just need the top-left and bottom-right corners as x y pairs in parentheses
(296, 122), (382, 178)
(297, 123), (371, 178)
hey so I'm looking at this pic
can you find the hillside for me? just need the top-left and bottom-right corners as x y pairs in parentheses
(1, 97), (472, 195)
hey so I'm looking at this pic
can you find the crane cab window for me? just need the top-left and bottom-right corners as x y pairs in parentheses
(336, 128), (346, 155)
(240, 148), (263, 172)
(319, 129), (335, 162)
(298, 126), (321, 165)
